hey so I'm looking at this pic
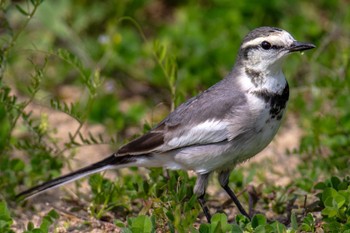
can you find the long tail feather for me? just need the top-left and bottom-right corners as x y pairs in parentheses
(16, 154), (136, 200)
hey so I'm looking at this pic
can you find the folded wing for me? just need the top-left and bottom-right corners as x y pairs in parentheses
(117, 77), (248, 156)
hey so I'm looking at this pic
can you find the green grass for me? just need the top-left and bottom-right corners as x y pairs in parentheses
(1, 0), (350, 232)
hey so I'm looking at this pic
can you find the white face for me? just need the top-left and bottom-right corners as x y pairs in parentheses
(241, 30), (296, 72)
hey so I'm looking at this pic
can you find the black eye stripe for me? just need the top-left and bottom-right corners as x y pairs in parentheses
(240, 43), (284, 60)
(242, 43), (283, 51)
(271, 45), (284, 49)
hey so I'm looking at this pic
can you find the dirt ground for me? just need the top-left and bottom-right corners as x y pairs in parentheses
(11, 86), (304, 232)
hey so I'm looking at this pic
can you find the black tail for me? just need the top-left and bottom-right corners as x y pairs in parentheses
(16, 154), (137, 200)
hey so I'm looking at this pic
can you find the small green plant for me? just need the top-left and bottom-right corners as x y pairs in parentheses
(300, 213), (316, 232)
(0, 201), (15, 233)
(0, 200), (59, 233)
(198, 213), (295, 233)
(88, 174), (127, 219)
(24, 210), (60, 233)
(314, 176), (350, 232)
(0, 0), (65, 199)
(199, 213), (235, 233)
(124, 215), (155, 233)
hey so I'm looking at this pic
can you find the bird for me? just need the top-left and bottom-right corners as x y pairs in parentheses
(16, 26), (315, 222)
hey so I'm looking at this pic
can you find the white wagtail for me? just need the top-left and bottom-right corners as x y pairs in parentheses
(17, 26), (315, 222)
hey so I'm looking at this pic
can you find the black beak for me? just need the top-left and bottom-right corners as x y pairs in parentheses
(289, 41), (316, 52)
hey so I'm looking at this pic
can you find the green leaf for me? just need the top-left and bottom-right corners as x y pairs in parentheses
(210, 213), (228, 224)
(290, 212), (298, 230)
(333, 193), (346, 208)
(339, 187), (350, 204)
(39, 209), (59, 232)
(49, 99), (82, 122)
(251, 214), (267, 229)
(322, 188), (337, 203)
(46, 209), (60, 221)
(212, 213), (232, 232)
(27, 222), (35, 230)
(271, 221), (286, 233)
(0, 105), (11, 151)
(235, 214), (250, 229)
(130, 215), (153, 233)
(321, 206), (338, 218)
(198, 224), (210, 233)
(301, 213), (315, 231)
(55, 49), (89, 80)
(39, 218), (51, 232)
(199, 213), (233, 233)
(338, 181), (349, 191)
(331, 176), (342, 190)
(15, 4), (29, 16)
(121, 229), (133, 233)
(254, 224), (268, 233)
(153, 40), (167, 63)
(0, 201), (12, 227)
(231, 224), (243, 233)
(115, 219), (125, 227)
(324, 193), (346, 209)
(314, 182), (327, 190)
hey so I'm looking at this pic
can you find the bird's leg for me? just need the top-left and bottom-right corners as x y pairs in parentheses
(222, 184), (250, 219)
(218, 170), (250, 219)
(198, 193), (211, 223)
(194, 173), (211, 222)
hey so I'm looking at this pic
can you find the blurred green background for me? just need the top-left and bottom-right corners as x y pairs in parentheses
(1, 0), (350, 231)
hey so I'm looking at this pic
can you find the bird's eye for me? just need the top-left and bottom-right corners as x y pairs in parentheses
(261, 41), (271, 50)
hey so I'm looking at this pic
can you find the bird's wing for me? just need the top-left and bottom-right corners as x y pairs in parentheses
(118, 77), (248, 155)
(117, 125), (166, 155)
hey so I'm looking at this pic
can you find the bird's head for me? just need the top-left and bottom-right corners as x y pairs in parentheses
(238, 27), (315, 75)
